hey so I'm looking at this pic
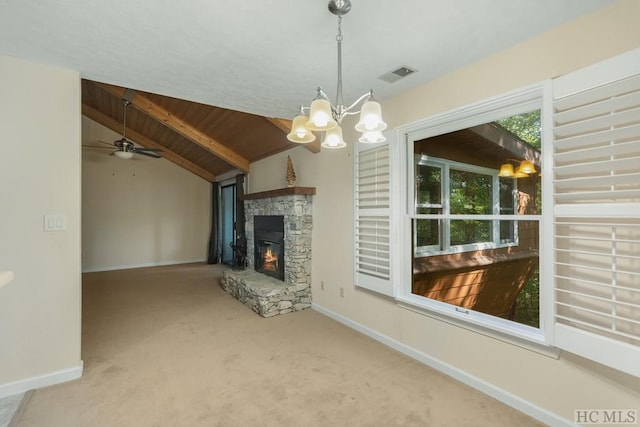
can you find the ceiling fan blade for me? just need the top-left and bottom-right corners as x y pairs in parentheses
(97, 140), (116, 147)
(82, 145), (114, 150)
(134, 147), (163, 152)
(134, 150), (162, 159)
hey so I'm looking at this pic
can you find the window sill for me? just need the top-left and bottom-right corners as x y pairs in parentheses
(395, 295), (560, 359)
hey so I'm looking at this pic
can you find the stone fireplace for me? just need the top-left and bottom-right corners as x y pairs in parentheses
(221, 187), (315, 317)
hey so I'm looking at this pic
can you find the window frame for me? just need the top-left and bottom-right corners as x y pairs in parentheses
(394, 82), (553, 348)
(413, 155), (519, 257)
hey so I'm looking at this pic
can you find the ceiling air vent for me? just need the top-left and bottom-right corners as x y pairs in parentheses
(378, 66), (417, 83)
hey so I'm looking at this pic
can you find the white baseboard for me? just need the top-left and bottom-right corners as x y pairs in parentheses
(82, 259), (206, 273)
(0, 362), (83, 399)
(312, 303), (573, 427)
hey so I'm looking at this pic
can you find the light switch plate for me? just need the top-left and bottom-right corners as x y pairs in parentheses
(44, 215), (67, 232)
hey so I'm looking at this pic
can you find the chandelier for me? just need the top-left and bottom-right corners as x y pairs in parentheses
(287, 0), (387, 148)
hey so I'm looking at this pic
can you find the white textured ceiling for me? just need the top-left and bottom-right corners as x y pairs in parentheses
(0, 0), (615, 119)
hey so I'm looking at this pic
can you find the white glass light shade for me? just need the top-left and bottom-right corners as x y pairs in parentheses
(306, 98), (337, 131)
(321, 125), (347, 149)
(114, 151), (134, 160)
(498, 164), (514, 177)
(355, 100), (387, 132)
(287, 115), (316, 143)
(359, 130), (386, 144)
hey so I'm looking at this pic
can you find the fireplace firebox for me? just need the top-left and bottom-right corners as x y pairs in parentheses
(254, 215), (285, 281)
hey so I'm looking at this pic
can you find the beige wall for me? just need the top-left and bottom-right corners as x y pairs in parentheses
(250, 1), (640, 423)
(82, 117), (211, 272)
(0, 54), (82, 392)
(384, 0), (640, 128)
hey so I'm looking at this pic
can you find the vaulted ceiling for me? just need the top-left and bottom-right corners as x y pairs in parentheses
(0, 0), (616, 181)
(81, 80), (319, 181)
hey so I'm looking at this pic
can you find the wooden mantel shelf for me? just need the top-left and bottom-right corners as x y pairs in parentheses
(243, 187), (316, 200)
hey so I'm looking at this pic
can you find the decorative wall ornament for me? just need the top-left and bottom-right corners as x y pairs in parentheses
(286, 156), (296, 187)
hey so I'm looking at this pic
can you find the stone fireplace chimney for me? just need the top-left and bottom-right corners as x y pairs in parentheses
(221, 187), (315, 317)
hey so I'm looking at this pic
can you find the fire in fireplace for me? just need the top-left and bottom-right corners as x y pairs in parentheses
(262, 247), (279, 271)
(254, 215), (285, 281)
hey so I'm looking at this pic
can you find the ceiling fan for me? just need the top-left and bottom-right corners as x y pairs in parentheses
(84, 100), (163, 160)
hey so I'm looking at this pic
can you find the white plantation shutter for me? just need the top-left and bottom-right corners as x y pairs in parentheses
(355, 142), (393, 296)
(552, 48), (640, 377)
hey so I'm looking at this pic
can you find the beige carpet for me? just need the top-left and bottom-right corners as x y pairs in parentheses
(16, 263), (541, 427)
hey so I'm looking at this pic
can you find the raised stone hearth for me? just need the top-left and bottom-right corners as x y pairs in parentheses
(222, 187), (315, 318)
(221, 269), (311, 317)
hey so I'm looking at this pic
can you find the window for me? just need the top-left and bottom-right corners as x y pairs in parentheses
(408, 110), (543, 330)
(389, 49), (640, 377)
(414, 157), (518, 256)
(220, 183), (237, 265)
(398, 85), (546, 338)
(355, 49), (639, 377)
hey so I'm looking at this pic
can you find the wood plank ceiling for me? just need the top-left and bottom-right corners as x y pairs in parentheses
(81, 79), (320, 182)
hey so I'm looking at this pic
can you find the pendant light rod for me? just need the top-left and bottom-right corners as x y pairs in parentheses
(335, 14), (344, 110)
(122, 100), (130, 140)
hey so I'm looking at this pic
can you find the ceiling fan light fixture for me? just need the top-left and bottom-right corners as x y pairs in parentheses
(113, 98), (163, 159)
(114, 150), (134, 160)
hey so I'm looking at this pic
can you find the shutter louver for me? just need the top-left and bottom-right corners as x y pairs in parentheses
(355, 144), (393, 295)
(552, 48), (640, 377)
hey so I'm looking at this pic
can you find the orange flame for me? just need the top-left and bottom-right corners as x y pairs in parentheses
(263, 247), (279, 271)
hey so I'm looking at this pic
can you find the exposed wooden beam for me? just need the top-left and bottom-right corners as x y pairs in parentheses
(82, 104), (216, 182)
(305, 139), (322, 154)
(97, 83), (250, 172)
(265, 117), (321, 154)
(265, 117), (292, 133)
